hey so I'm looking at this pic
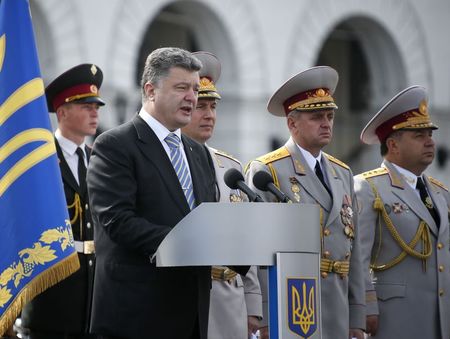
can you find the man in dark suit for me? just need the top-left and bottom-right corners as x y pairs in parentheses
(20, 64), (105, 338)
(87, 47), (217, 339)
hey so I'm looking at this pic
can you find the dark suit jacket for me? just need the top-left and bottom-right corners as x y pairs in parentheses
(87, 115), (217, 339)
(21, 139), (95, 334)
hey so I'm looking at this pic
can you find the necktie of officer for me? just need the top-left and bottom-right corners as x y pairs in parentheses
(315, 160), (331, 196)
(416, 177), (439, 226)
(75, 147), (87, 194)
(165, 133), (196, 210)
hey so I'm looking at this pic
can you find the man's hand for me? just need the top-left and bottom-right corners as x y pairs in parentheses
(247, 316), (260, 337)
(349, 328), (364, 339)
(366, 314), (379, 336)
(258, 325), (269, 339)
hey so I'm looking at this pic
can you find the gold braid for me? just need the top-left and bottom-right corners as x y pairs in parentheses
(67, 193), (83, 239)
(268, 163), (280, 192)
(367, 179), (432, 271)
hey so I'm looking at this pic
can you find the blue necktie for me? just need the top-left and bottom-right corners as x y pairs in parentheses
(165, 133), (196, 210)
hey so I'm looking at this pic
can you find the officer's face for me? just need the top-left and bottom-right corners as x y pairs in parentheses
(388, 129), (435, 174)
(288, 109), (334, 156)
(57, 102), (100, 145)
(145, 67), (200, 131)
(181, 98), (217, 144)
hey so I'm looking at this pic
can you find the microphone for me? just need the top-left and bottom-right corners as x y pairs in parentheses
(252, 171), (292, 203)
(223, 168), (264, 202)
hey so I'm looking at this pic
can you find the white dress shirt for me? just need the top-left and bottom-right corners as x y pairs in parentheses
(138, 107), (192, 176)
(295, 142), (329, 186)
(55, 129), (87, 185)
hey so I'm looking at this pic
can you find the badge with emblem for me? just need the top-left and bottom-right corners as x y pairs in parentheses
(392, 202), (407, 214)
(289, 177), (301, 202)
(340, 194), (354, 239)
(424, 196), (434, 209)
(294, 160), (305, 173)
(287, 278), (317, 338)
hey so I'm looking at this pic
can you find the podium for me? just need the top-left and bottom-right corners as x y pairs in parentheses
(155, 202), (322, 339)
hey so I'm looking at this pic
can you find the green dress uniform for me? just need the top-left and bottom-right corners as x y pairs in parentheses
(207, 147), (262, 339)
(355, 161), (450, 339)
(245, 137), (365, 339)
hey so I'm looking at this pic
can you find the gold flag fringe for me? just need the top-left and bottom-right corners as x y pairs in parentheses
(0, 252), (80, 336)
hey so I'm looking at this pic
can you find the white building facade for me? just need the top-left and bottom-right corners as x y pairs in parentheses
(31, 0), (450, 180)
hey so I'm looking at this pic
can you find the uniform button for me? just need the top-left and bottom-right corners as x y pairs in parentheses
(85, 204), (89, 210)
(438, 243), (444, 250)
(89, 260), (93, 267)
(439, 265), (445, 272)
(323, 251), (331, 258)
(87, 222), (91, 229)
(439, 289), (444, 296)
(321, 272), (328, 279)
(323, 229), (331, 236)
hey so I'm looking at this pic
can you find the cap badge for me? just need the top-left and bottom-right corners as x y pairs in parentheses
(199, 77), (216, 92)
(316, 88), (326, 97)
(90, 85), (98, 94)
(392, 99), (432, 131)
(419, 99), (428, 115)
(91, 64), (97, 75)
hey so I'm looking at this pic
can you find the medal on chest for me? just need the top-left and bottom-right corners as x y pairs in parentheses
(340, 194), (354, 239)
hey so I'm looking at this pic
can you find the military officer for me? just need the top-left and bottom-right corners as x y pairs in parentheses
(245, 66), (365, 339)
(20, 64), (105, 338)
(354, 86), (450, 338)
(181, 51), (262, 339)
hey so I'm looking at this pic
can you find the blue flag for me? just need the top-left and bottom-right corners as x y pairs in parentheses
(0, 0), (79, 334)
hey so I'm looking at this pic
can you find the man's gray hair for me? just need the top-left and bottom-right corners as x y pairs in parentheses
(140, 47), (202, 101)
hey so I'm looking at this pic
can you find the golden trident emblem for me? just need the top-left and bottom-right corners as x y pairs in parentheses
(292, 281), (316, 335)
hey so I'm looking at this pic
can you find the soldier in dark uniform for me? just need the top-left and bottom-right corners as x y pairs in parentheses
(20, 64), (105, 339)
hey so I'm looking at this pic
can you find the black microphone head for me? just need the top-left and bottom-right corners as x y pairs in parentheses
(224, 168), (245, 190)
(252, 171), (274, 191)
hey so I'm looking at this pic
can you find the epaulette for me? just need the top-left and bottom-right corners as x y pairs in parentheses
(211, 147), (240, 165)
(428, 176), (448, 191)
(358, 167), (388, 179)
(324, 153), (349, 170)
(255, 146), (290, 165)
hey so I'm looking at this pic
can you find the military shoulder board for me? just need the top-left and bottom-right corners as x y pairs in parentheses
(428, 176), (448, 191)
(255, 146), (290, 165)
(211, 147), (241, 165)
(324, 153), (350, 170)
(359, 167), (388, 179)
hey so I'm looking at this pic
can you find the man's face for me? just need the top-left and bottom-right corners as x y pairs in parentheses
(288, 109), (334, 156)
(58, 102), (99, 142)
(388, 129), (435, 174)
(181, 98), (217, 144)
(146, 67), (200, 131)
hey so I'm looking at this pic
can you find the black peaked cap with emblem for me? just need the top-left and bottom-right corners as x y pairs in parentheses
(45, 63), (105, 112)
